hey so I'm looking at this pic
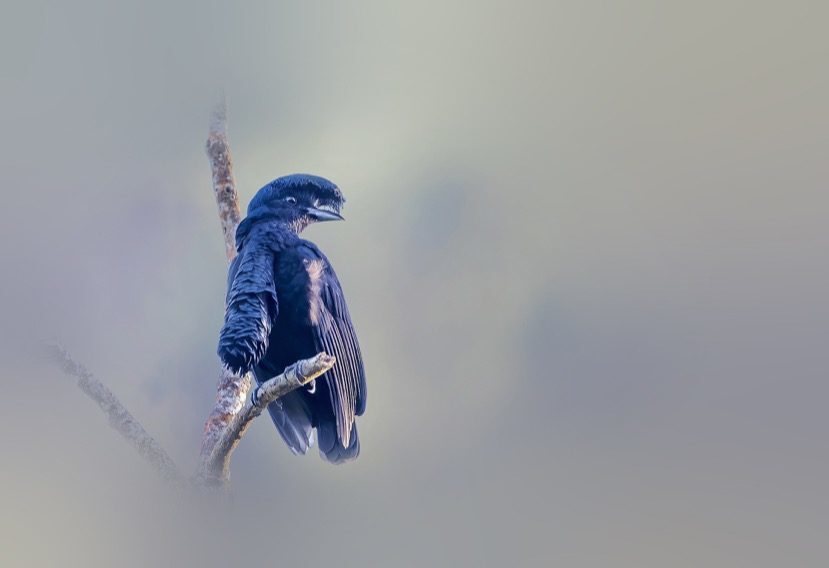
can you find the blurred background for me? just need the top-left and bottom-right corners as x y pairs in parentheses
(1, 1), (827, 566)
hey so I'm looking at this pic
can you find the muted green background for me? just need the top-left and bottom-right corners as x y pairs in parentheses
(1, 1), (827, 566)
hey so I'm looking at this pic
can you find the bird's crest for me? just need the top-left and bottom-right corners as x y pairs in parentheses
(248, 174), (345, 215)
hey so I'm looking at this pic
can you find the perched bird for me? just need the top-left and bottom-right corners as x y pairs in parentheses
(218, 174), (366, 463)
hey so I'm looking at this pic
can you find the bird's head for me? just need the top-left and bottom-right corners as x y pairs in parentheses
(247, 173), (345, 233)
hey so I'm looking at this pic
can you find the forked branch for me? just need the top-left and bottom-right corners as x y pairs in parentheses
(198, 353), (336, 485)
(46, 102), (333, 489)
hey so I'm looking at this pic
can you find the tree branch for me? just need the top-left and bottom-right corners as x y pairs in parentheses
(198, 353), (336, 485)
(199, 100), (252, 463)
(46, 343), (182, 483)
(206, 97), (242, 264)
(45, 101), (335, 490)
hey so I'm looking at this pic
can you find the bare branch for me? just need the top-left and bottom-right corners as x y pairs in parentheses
(45, 102), (327, 490)
(199, 368), (251, 460)
(46, 343), (181, 483)
(200, 100), (251, 462)
(198, 353), (336, 485)
(206, 98), (242, 264)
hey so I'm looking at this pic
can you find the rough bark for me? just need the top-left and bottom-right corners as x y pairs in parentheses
(206, 98), (242, 263)
(198, 353), (336, 485)
(199, 368), (251, 461)
(199, 100), (254, 463)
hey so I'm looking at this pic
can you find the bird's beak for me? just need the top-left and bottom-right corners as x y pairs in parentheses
(306, 207), (345, 222)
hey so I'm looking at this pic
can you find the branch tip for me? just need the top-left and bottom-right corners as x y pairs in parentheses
(208, 98), (227, 137)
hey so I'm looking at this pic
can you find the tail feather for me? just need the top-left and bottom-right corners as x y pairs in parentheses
(266, 390), (314, 455)
(256, 369), (360, 464)
(317, 419), (360, 464)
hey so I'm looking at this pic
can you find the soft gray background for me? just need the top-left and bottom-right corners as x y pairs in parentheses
(1, 1), (827, 566)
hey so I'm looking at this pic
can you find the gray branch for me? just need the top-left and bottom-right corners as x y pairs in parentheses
(46, 343), (182, 483)
(198, 101), (254, 464)
(205, 97), (242, 264)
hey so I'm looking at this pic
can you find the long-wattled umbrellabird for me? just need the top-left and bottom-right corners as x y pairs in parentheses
(218, 174), (366, 464)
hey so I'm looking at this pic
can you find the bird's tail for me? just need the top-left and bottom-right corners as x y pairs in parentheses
(317, 418), (360, 464)
(266, 389), (314, 456)
(261, 371), (360, 464)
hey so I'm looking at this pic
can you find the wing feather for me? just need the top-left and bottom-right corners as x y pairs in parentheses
(297, 244), (366, 447)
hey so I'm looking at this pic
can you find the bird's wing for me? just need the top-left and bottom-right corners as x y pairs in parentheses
(297, 243), (366, 447)
(217, 228), (279, 374)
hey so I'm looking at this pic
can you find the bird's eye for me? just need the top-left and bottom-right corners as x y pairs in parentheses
(284, 196), (297, 204)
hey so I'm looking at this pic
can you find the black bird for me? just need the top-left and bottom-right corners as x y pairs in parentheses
(218, 174), (366, 463)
